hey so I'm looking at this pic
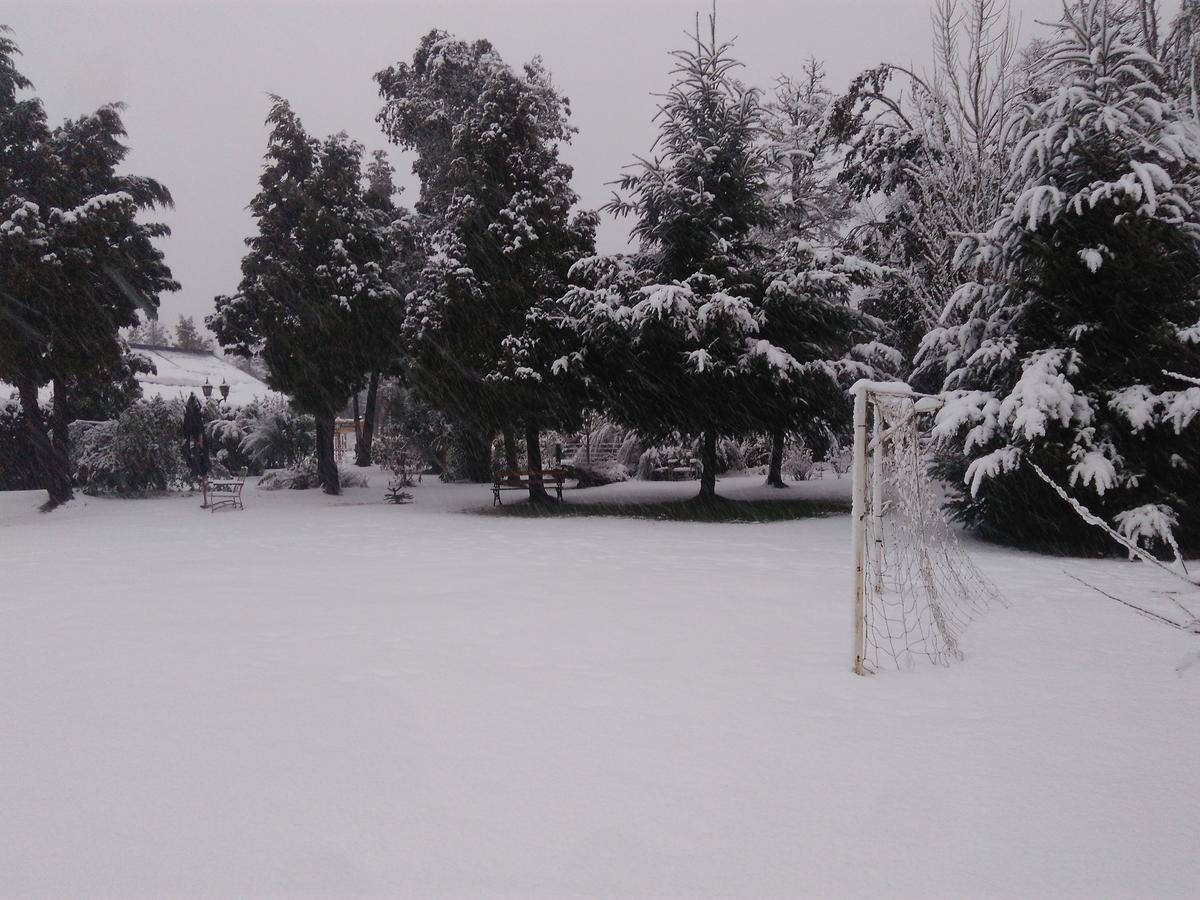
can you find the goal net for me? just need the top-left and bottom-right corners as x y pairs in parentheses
(850, 381), (1003, 674)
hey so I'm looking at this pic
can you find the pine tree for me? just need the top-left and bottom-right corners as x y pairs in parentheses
(921, 2), (1200, 555)
(551, 14), (790, 500)
(758, 241), (897, 486)
(377, 31), (596, 496)
(208, 98), (400, 494)
(174, 315), (212, 352)
(129, 318), (171, 346)
(761, 59), (849, 245)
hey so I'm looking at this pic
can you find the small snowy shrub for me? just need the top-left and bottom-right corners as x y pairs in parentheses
(570, 462), (630, 487)
(74, 398), (188, 495)
(785, 443), (816, 481)
(239, 404), (315, 470)
(258, 456), (367, 490)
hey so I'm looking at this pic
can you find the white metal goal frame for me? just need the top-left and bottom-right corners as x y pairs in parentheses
(849, 380), (1001, 675)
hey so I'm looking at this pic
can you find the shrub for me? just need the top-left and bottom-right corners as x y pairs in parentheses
(73, 397), (189, 495)
(258, 456), (369, 490)
(239, 402), (315, 470)
(784, 442), (815, 481)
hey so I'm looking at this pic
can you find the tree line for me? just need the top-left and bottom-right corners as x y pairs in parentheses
(3, 1), (1199, 558)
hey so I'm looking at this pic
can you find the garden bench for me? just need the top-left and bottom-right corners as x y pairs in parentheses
(653, 456), (699, 481)
(492, 468), (565, 505)
(208, 466), (248, 512)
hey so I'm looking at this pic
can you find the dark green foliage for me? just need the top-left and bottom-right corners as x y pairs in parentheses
(0, 28), (176, 507)
(921, 8), (1200, 556)
(0, 398), (39, 490)
(376, 31), (596, 487)
(208, 97), (401, 494)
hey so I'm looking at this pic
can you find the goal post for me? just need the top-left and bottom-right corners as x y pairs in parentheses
(849, 380), (1002, 675)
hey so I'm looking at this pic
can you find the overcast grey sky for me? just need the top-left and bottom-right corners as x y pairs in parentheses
(6, 0), (1115, 331)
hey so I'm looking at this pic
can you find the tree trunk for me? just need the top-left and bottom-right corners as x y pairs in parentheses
(314, 413), (339, 495)
(351, 391), (362, 453)
(699, 430), (718, 500)
(51, 377), (70, 462)
(456, 428), (494, 482)
(766, 428), (788, 488)
(18, 376), (73, 509)
(524, 420), (550, 503)
(354, 373), (379, 467)
(502, 423), (520, 484)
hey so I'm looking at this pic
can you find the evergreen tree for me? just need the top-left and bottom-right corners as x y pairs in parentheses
(0, 28), (176, 508)
(350, 151), (422, 468)
(761, 59), (849, 245)
(376, 31), (596, 495)
(129, 318), (171, 346)
(551, 15), (787, 500)
(208, 98), (400, 493)
(757, 240), (897, 486)
(829, 0), (1024, 366)
(174, 315), (212, 351)
(921, 2), (1200, 555)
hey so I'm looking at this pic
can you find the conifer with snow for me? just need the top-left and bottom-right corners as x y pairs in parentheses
(209, 98), (400, 494)
(376, 32), (596, 493)
(922, 2), (1200, 554)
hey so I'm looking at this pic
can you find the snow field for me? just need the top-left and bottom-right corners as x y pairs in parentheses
(1, 477), (1197, 898)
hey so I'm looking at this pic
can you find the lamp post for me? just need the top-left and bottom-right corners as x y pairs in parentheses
(202, 378), (230, 406)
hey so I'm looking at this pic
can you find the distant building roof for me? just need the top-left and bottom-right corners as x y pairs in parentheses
(129, 344), (280, 404)
(1, 346), (281, 410)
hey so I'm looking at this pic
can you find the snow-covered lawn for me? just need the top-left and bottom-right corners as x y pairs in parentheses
(2, 477), (1197, 898)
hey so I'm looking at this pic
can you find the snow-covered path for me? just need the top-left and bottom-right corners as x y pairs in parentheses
(2, 478), (1197, 898)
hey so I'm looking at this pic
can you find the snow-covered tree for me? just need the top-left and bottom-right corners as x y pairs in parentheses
(548, 15), (799, 500)
(761, 59), (849, 244)
(351, 150), (420, 468)
(129, 318), (170, 346)
(376, 31), (596, 495)
(0, 28), (176, 508)
(209, 98), (400, 493)
(830, 0), (1025, 364)
(757, 240), (897, 485)
(921, 2), (1200, 554)
(174, 315), (212, 352)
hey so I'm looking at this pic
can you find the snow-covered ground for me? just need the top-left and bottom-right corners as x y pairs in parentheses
(2, 476), (1197, 898)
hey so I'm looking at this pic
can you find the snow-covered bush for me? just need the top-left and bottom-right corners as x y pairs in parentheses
(784, 443), (816, 481)
(73, 397), (189, 495)
(634, 439), (744, 481)
(258, 457), (368, 491)
(239, 404), (315, 471)
(569, 462), (630, 488)
(203, 399), (283, 475)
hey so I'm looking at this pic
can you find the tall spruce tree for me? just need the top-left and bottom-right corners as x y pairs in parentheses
(921, 2), (1200, 555)
(208, 98), (400, 493)
(376, 31), (596, 493)
(551, 15), (792, 500)
(0, 28), (176, 508)
(174, 315), (212, 351)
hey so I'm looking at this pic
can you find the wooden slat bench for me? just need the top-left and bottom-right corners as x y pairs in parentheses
(653, 456), (700, 481)
(208, 466), (248, 512)
(492, 468), (565, 505)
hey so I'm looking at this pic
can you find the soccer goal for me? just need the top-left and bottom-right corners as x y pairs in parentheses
(849, 381), (1002, 675)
